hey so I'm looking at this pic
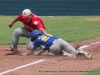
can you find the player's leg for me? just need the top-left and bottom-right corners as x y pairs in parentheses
(49, 38), (77, 57)
(11, 27), (30, 50)
(58, 38), (78, 55)
(6, 27), (30, 55)
(49, 41), (62, 55)
(26, 38), (33, 50)
(58, 38), (92, 59)
(49, 38), (92, 59)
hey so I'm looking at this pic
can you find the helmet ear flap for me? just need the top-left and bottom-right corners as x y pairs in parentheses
(31, 38), (34, 42)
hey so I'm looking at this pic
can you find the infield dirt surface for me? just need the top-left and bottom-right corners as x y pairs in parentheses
(0, 37), (100, 75)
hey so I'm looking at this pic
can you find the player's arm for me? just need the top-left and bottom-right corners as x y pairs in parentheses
(34, 19), (47, 34)
(20, 43), (39, 56)
(8, 17), (19, 28)
(39, 28), (47, 34)
(26, 50), (34, 56)
(20, 50), (34, 56)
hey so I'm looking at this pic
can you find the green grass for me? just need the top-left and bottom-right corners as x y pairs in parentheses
(1, 16), (100, 44)
(43, 16), (100, 42)
(85, 67), (100, 75)
(0, 16), (100, 74)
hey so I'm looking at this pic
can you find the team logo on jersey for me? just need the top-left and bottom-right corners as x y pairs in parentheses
(34, 21), (38, 25)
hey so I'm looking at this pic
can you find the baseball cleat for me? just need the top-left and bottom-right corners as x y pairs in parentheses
(62, 50), (76, 58)
(5, 50), (13, 55)
(84, 52), (92, 59)
(78, 49), (92, 59)
(5, 50), (18, 55)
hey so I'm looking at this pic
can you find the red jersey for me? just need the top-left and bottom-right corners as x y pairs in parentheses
(18, 14), (45, 32)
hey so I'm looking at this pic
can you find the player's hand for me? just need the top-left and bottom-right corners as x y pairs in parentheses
(8, 23), (13, 28)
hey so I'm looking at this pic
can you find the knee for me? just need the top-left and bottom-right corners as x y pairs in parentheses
(13, 28), (21, 35)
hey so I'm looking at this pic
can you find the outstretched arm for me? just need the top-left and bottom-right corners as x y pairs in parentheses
(26, 50), (34, 56)
(39, 28), (47, 34)
(20, 50), (34, 56)
(8, 17), (19, 28)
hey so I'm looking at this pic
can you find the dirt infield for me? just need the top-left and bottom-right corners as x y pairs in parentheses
(0, 37), (100, 75)
(85, 18), (100, 21)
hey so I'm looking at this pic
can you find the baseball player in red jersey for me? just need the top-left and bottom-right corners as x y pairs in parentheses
(6, 9), (47, 55)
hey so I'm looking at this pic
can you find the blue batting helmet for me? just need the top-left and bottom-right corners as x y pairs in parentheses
(30, 29), (42, 41)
